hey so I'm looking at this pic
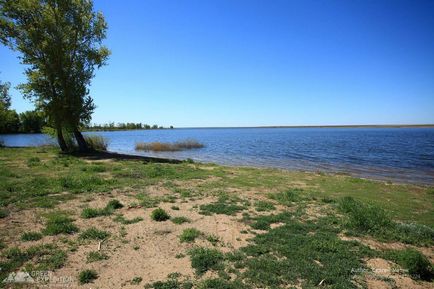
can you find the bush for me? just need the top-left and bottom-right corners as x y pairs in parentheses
(86, 251), (109, 263)
(106, 199), (123, 210)
(151, 208), (170, 222)
(180, 228), (201, 243)
(84, 135), (108, 151)
(81, 199), (123, 219)
(188, 247), (224, 275)
(79, 269), (98, 284)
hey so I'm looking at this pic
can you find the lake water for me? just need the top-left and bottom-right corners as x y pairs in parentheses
(1, 127), (434, 185)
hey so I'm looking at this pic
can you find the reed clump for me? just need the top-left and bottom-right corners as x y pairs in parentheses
(135, 139), (204, 152)
(84, 135), (108, 151)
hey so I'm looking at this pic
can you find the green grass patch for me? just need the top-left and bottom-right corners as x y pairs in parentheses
(188, 247), (224, 275)
(86, 251), (109, 263)
(383, 249), (433, 281)
(199, 195), (245, 216)
(171, 216), (190, 224)
(113, 215), (143, 224)
(43, 212), (79, 235)
(79, 227), (110, 240)
(81, 199), (123, 218)
(151, 208), (170, 221)
(21, 231), (43, 242)
(180, 228), (202, 243)
(338, 197), (434, 245)
(268, 188), (302, 205)
(254, 200), (276, 212)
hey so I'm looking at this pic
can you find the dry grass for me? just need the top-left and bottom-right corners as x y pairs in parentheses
(84, 135), (108, 151)
(135, 139), (204, 152)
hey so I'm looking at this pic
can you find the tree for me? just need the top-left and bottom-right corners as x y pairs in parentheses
(0, 79), (11, 108)
(20, 110), (46, 133)
(0, 0), (110, 151)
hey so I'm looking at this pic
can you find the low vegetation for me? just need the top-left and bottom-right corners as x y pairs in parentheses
(84, 135), (108, 151)
(0, 147), (432, 288)
(135, 139), (204, 152)
(151, 208), (171, 221)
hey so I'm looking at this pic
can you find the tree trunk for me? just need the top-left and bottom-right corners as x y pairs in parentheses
(73, 129), (89, 152)
(56, 127), (68, 152)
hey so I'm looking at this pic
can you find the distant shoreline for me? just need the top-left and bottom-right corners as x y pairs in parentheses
(178, 124), (434, 129)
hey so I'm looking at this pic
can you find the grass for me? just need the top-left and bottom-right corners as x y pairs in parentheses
(171, 216), (191, 224)
(1, 147), (434, 287)
(338, 196), (434, 245)
(135, 139), (204, 152)
(79, 269), (98, 284)
(179, 228), (202, 243)
(113, 215), (143, 224)
(254, 200), (276, 211)
(84, 135), (108, 151)
(86, 251), (109, 263)
(383, 249), (433, 281)
(151, 208), (170, 221)
(21, 231), (43, 242)
(79, 227), (110, 240)
(81, 199), (123, 218)
(199, 195), (246, 216)
(188, 247), (224, 275)
(43, 212), (79, 235)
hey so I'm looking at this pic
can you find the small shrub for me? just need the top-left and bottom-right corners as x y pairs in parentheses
(188, 247), (224, 275)
(79, 227), (110, 240)
(79, 269), (98, 284)
(106, 199), (123, 210)
(21, 232), (43, 242)
(43, 213), (78, 235)
(385, 249), (433, 281)
(206, 234), (220, 246)
(171, 205), (180, 210)
(86, 251), (109, 263)
(151, 208), (170, 222)
(84, 135), (108, 151)
(130, 276), (142, 285)
(180, 228), (201, 243)
(171, 216), (190, 225)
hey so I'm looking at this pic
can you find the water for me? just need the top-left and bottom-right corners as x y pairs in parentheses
(1, 127), (433, 185)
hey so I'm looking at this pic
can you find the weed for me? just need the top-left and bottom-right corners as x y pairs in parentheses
(81, 199), (123, 218)
(0, 208), (9, 218)
(79, 228), (110, 240)
(188, 247), (224, 275)
(151, 208), (170, 221)
(200, 195), (245, 216)
(268, 188), (302, 205)
(180, 228), (201, 243)
(171, 216), (190, 224)
(113, 215), (143, 224)
(84, 135), (108, 151)
(206, 234), (220, 246)
(131, 276), (143, 285)
(86, 251), (109, 263)
(21, 232), (43, 242)
(79, 269), (98, 284)
(171, 205), (180, 210)
(43, 212), (78, 235)
(254, 200), (276, 212)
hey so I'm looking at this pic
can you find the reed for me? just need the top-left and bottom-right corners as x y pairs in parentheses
(135, 139), (204, 152)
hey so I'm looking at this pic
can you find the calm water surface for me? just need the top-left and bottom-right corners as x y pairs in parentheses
(1, 128), (433, 184)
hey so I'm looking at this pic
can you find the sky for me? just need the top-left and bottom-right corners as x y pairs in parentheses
(1, 0), (434, 127)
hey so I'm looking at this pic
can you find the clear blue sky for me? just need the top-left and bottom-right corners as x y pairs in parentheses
(1, 0), (434, 127)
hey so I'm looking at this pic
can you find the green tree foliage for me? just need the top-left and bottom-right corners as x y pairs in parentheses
(0, 0), (110, 151)
(0, 79), (20, 133)
(19, 110), (46, 133)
